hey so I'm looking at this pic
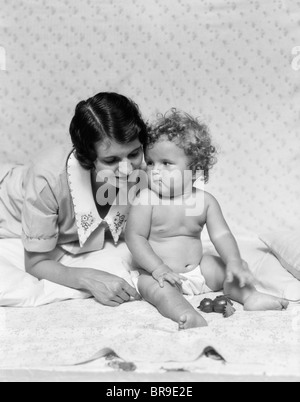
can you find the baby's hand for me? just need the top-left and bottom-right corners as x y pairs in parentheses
(226, 259), (255, 288)
(152, 265), (186, 288)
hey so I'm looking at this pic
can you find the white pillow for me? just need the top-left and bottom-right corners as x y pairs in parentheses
(0, 256), (91, 307)
(204, 234), (300, 300)
(0, 239), (133, 307)
(260, 232), (300, 280)
(0, 240), (91, 307)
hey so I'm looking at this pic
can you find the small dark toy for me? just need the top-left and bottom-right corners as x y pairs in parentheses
(198, 295), (235, 318)
(198, 298), (214, 313)
(213, 296), (233, 313)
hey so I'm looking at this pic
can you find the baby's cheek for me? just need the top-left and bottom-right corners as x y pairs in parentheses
(168, 170), (185, 184)
(149, 182), (163, 197)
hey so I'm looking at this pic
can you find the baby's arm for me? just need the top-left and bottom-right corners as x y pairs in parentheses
(125, 190), (184, 287)
(205, 193), (255, 287)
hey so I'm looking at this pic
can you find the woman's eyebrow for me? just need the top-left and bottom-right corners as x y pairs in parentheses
(103, 155), (119, 160)
(103, 146), (142, 159)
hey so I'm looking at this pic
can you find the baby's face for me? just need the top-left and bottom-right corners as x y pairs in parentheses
(145, 138), (193, 198)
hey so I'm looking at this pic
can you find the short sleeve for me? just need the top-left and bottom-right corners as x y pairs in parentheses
(22, 165), (59, 253)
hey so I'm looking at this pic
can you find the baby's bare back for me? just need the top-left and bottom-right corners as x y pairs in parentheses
(148, 203), (204, 273)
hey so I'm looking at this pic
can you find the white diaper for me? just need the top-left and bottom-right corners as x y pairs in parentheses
(131, 265), (212, 296)
(180, 265), (212, 296)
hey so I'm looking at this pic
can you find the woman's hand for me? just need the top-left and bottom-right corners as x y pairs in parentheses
(152, 265), (186, 288)
(226, 259), (255, 288)
(81, 269), (141, 307)
(25, 251), (140, 307)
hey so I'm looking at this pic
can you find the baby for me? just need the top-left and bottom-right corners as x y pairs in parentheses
(125, 110), (288, 330)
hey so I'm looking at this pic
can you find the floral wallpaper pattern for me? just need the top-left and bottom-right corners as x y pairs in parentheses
(0, 0), (299, 233)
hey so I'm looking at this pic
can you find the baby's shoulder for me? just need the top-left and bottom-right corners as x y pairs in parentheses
(194, 189), (220, 208)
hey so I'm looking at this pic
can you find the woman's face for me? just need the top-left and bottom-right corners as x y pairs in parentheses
(94, 138), (144, 186)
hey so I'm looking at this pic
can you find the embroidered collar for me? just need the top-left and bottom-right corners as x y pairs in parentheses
(67, 151), (130, 247)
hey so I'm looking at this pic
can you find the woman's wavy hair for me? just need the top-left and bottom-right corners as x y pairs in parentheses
(146, 109), (217, 183)
(70, 92), (148, 169)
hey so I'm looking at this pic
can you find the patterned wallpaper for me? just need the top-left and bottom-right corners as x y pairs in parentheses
(0, 0), (299, 233)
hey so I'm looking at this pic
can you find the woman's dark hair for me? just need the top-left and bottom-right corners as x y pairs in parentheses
(70, 92), (148, 169)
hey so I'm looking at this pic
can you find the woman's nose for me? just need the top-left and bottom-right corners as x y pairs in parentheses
(117, 161), (134, 176)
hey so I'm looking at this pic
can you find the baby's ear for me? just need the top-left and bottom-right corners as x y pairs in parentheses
(192, 167), (204, 181)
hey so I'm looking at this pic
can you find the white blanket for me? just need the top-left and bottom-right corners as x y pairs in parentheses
(0, 233), (300, 378)
(0, 295), (299, 378)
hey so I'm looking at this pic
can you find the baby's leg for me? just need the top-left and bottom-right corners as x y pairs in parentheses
(200, 255), (289, 311)
(200, 255), (227, 291)
(137, 273), (207, 330)
(225, 278), (289, 311)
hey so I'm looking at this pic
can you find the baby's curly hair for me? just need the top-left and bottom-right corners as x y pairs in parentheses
(146, 109), (217, 183)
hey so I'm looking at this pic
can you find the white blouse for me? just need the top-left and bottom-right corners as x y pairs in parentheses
(0, 146), (131, 256)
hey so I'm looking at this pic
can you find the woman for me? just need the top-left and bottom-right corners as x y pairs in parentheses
(0, 92), (148, 307)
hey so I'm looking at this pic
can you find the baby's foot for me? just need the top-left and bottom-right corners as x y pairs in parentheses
(244, 292), (289, 312)
(178, 312), (208, 330)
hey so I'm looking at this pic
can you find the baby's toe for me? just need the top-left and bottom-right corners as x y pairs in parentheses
(178, 315), (187, 331)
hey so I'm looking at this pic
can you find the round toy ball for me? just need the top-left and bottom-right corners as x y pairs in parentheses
(213, 296), (231, 313)
(198, 298), (214, 313)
